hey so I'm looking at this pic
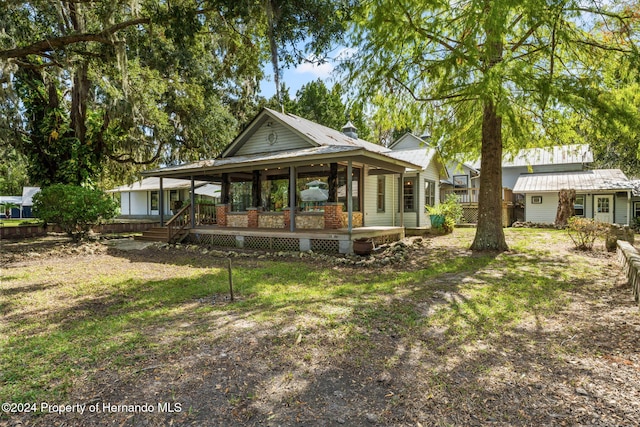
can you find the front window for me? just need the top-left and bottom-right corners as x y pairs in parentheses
(453, 175), (468, 188)
(150, 191), (159, 211)
(230, 181), (252, 212)
(377, 176), (385, 212)
(424, 179), (436, 208)
(261, 177), (289, 212)
(401, 177), (416, 212)
(634, 201), (640, 219)
(297, 166), (361, 212)
(298, 177), (329, 212)
(574, 194), (585, 217)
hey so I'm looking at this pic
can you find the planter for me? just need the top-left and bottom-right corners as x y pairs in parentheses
(430, 214), (445, 228)
(353, 238), (374, 256)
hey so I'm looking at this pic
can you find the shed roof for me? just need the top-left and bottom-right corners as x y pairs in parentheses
(513, 169), (632, 193)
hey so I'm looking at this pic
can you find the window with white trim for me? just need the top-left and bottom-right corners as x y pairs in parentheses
(574, 194), (585, 217)
(424, 179), (436, 208)
(377, 176), (385, 212)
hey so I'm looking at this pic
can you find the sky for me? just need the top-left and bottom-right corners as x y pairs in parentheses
(258, 47), (352, 99)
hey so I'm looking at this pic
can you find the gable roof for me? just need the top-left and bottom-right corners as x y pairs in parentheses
(471, 144), (593, 169)
(144, 108), (424, 179)
(386, 148), (438, 171)
(513, 169), (631, 193)
(223, 108), (388, 158)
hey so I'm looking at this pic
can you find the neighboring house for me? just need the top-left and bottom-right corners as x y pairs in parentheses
(513, 169), (636, 225)
(441, 144), (594, 225)
(468, 144), (593, 189)
(631, 180), (640, 226)
(141, 108), (442, 252)
(108, 177), (220, 219)
(0, 187), (40, 219)
(387, 133), (448, 228)
(0, 196), (22, 218)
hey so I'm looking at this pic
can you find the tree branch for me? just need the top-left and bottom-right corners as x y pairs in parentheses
(0, 17), (150, 60)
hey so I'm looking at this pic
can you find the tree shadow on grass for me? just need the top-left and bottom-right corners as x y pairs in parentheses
(6, 239), (636, 426)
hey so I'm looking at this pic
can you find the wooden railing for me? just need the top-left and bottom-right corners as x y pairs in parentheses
(440, 187), (514, 204)
(195, 203), (216, 225)
(166, 202), (192, 243)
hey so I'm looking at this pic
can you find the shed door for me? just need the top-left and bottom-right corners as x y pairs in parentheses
(594, 195), (613, 223)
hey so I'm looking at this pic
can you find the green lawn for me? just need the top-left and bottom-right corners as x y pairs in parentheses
(0, 219), (42, 227)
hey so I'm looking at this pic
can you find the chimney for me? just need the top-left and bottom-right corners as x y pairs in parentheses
(341, 121), (358, 139)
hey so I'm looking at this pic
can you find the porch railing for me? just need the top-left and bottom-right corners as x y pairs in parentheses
(440, 187), (514, 204)
(166, 203), (192, 243)
(195, 203), (216, 225)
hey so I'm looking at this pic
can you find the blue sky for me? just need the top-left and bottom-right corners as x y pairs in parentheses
(258, 47), (352, 99)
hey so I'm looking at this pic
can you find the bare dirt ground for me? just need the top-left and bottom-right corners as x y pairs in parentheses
(1, 231), (640, 427)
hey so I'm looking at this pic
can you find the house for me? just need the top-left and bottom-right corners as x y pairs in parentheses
(141, 108), (445, 252)
(0, 187), (40, 219)
(632, 180), (640, 226)
(107, 177), (220, 220)
(513, 169), (636, 225)
(387, 133), (448, 228)
(441, 144), (595, 225)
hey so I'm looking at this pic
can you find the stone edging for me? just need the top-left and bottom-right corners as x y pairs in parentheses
(617, 240), (640, 307)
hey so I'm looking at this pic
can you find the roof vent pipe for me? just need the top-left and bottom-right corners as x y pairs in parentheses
(341, 121), (358, 139)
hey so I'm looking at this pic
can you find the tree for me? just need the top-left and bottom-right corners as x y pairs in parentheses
(1, 1), (350, 187)
(32, 184), (118, 241)
(344, 1), (640, 251)
(555, 189), (576, 228)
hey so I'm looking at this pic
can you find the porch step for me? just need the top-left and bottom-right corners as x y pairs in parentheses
(135, 227), (169, 242)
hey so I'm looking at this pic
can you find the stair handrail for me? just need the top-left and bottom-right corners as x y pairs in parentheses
(166, 202), (192, 243)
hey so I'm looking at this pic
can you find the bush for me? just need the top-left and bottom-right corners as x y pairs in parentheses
(567, 217), (607, 250)
(33, 184), (119, 241)
(427, 194), (463, 233)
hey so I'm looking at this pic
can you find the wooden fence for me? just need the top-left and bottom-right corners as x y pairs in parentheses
(617, 240), (640, 307)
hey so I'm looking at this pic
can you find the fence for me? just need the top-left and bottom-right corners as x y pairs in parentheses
(0, 221), (158, 240)
(617, 240), (640, 308)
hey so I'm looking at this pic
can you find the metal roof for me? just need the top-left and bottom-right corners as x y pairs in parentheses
(107, 177), (209, 193)
(386, 148), (438, 171)
(21, 187), (41, 206)
(513, 169), (632, 193)
(470, 144), (593, 169)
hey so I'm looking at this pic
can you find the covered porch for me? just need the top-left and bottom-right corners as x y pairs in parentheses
(142, 148), (419, 253)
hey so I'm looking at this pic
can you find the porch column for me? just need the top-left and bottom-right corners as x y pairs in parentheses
(221, 173), (230, 205)
(289, 166), (296, 232)
(399, 172), (404, 228)
(190, 176), (196, 226)
(159, 177), (164, 226)
(252, 170), (261, 208)
(328, 163), (338, 203)
(628, 190), (632, 226)
(416, 172), (421, 227)
(347, 160), (353, 232)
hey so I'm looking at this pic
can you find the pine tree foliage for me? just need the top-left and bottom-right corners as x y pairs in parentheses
(344, 0), (640, 251)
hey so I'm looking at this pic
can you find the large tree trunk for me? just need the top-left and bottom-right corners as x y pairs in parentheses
(555, 189), (576, 227)
(470, 100), (509, 252)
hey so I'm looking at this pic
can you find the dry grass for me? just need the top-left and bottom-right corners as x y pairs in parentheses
(1, 228), (639, 426)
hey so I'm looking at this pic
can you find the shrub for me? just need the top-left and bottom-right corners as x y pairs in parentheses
(567, 217), (607, 250)
(33, 184), (119, 241)
(427, 194), (463, 233)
